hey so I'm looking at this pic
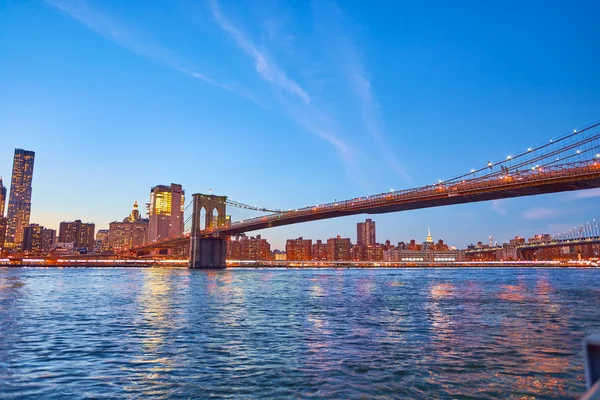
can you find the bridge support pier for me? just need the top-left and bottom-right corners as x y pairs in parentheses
(190, 236), (227, 269)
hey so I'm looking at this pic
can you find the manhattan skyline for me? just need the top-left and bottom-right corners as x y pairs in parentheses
(2, 0), (600, 249)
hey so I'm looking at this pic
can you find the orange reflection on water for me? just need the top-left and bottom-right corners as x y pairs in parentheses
(497, 284), (527, 302)
(430, 283), (455, 300)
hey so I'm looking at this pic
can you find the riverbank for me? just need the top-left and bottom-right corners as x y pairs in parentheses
(1, 261), (598, 268)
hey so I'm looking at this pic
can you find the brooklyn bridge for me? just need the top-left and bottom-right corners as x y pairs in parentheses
(132, 121), (600, 268)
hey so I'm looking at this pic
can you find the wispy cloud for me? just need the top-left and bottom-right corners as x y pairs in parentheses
(523, 207), (562, 220)
(44, 0), (263, 105)
(313, 1), (409, 181)
(208, 0), (310, 105)
(206, 0), (359, 174)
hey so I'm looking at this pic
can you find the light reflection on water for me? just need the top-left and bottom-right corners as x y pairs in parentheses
(0, 267), (599, 398)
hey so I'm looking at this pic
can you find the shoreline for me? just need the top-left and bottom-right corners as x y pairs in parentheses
(1, 263), (598, 269)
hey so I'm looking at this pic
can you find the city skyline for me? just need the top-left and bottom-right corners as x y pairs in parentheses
(2, 1), (600, 249)
(3, 146), (600, 251)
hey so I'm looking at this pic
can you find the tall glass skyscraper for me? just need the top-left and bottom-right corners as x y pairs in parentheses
(5, 149), (35, 250)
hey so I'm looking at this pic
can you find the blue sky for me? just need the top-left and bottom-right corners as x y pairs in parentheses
(1, 0), (600, 249)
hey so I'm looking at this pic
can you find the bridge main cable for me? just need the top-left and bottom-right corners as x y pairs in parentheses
(226, 199), (282, 213)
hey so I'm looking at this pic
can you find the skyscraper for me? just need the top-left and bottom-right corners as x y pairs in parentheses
(59, 220), (96, 252)
(42, 228), (56, 254)
(426, 227), (433, 244)
(357, 218), (376, 246)
(23, 224), (44, 253)
(5, 149), (35, 250)
(0, 177), (6, 218)
(0, 178), (6, 252)
(148, 183), (185, 242)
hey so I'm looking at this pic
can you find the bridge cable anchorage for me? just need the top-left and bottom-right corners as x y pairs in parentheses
(225, 199), (283, 213)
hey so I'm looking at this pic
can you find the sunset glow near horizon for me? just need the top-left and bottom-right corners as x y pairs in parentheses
(2, 0), (600, 249)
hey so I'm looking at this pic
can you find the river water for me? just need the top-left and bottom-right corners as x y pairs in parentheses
(0, 267), (599, 399)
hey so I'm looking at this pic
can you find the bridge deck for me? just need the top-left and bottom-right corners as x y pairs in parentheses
(210, 161), (600, 236)
(132, 160), (600, 252)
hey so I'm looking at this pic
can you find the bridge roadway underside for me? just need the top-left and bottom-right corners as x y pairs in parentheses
(212, 176), (600, 236)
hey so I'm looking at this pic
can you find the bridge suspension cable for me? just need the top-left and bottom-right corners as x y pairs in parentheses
(444, 121), (600, 185)
(225, 199), (282, 213)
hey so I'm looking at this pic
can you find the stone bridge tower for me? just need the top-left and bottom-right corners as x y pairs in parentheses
(190, 193), (228, 269)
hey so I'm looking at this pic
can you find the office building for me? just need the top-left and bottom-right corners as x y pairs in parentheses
(286, 237), (312, 261)
(59, 220), (95, 252)
(148, 184), (184, 242)
(357, 218), (376, 247)
(42, 228), (56, 253)
(107, 202), (149, 252)
(5, 149), (35, 250)
(23, 224), (43, 253)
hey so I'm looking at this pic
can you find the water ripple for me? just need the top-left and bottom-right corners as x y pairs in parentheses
(0, 267), (599, 398)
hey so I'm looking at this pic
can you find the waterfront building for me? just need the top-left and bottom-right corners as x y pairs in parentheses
(326, 236), (352, 261)
(0, 177), (6, 217)
(226, 235), (270, 260)
(23, 224), (43, 253)
(59, 220), (95, 252)
(395, 248), (462, 262)
(95, 229), (109, 252)
(383, 249), (399, 261)
(107, 202), (149, 252)
(0, 177), (6, 251)
(226, 237), (242, 259)
(357, 218), (376, 246)
(312, 240), (327, 260)
(239, 235), (271, 260)
(96, 229), (109, 243)
(286, 237), (312, 261)
(0, 218), (6, 253)
(351, 244), (365, 261)
(366, 244), (384, 261)
(52, 242), (75, 256)
(274, 253), (287, 261)
(5, 149), (35, 250)
(148, 184), (184, 242)
(42, 228), (56, 254)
